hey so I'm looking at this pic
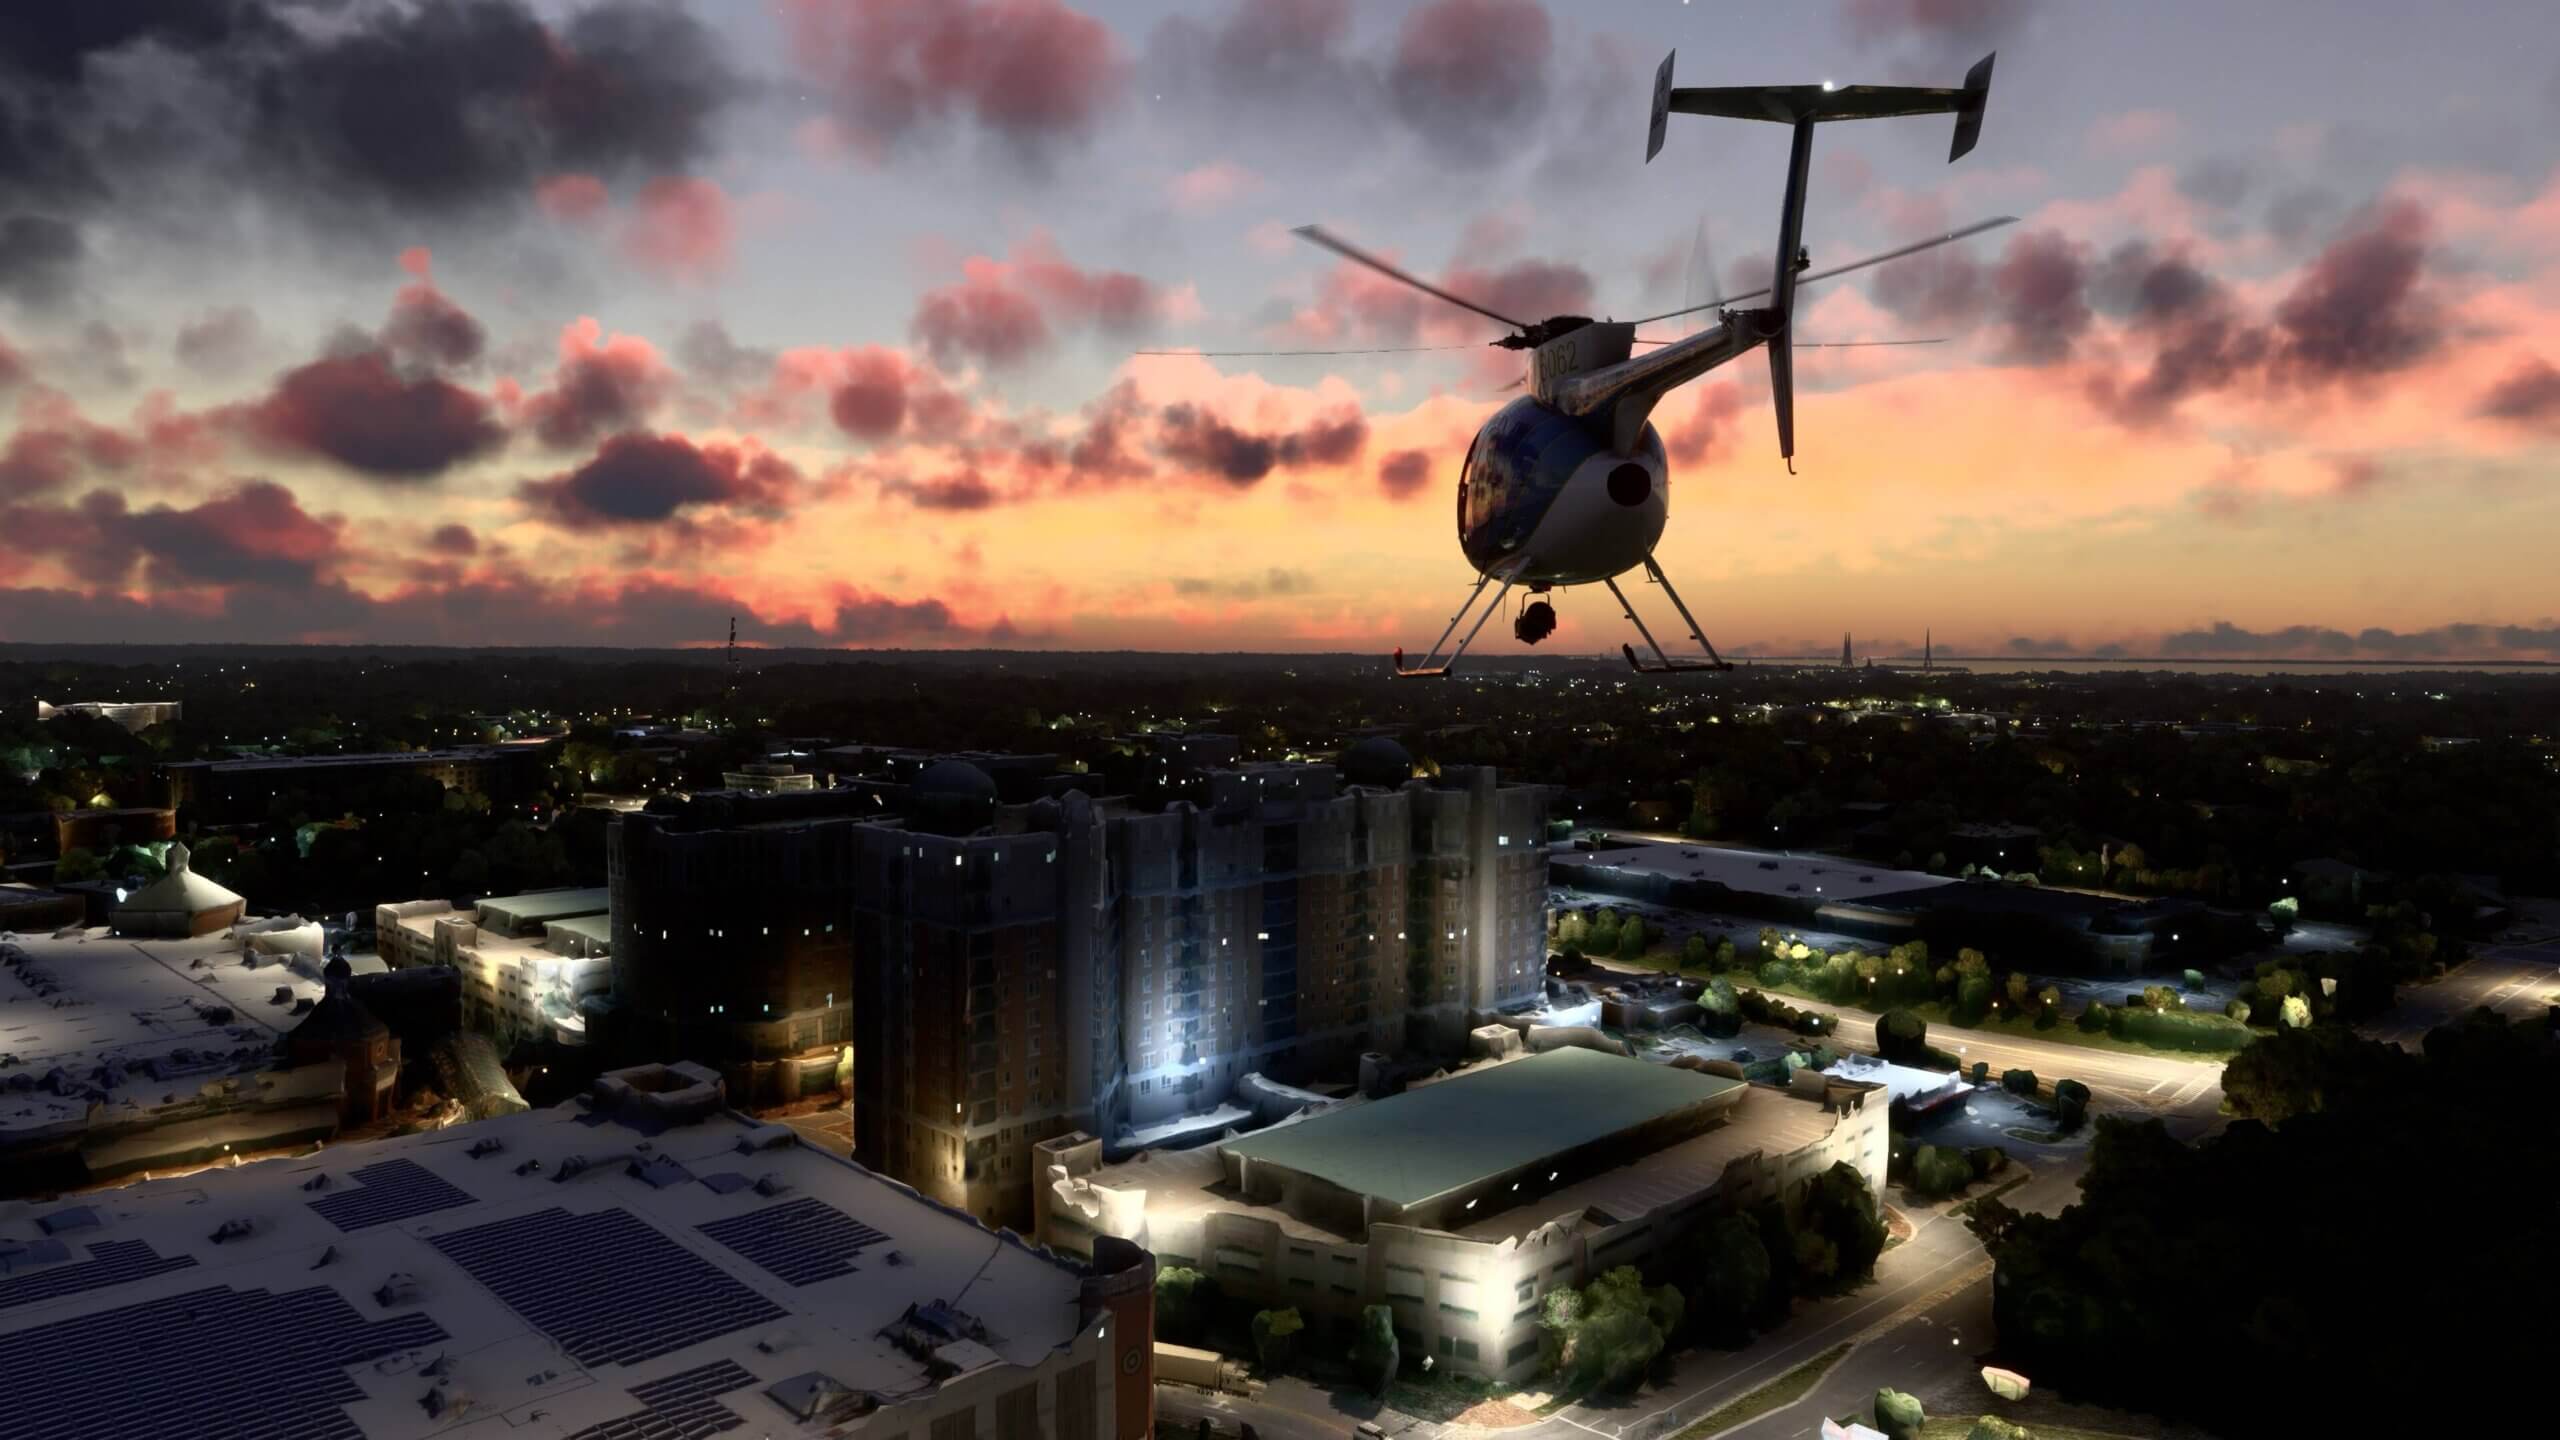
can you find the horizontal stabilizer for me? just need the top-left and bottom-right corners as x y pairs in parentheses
(1662, 52), (1994, 163)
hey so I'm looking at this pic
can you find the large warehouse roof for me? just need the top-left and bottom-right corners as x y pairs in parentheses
(1220, 1047), (1742, 1209)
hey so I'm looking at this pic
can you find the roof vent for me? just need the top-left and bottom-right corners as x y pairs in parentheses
(209, 1217), (256, 1244)
(513, 1158), (543, 1176)
(752, 1173), (791, 1198)
(375, 1272), (423, 1307)
(467, 1137), (504, 1158)
(270, 986), (293, 1004)
(311, 1245), (337, 1270)
(301, 1174), (330, 1191)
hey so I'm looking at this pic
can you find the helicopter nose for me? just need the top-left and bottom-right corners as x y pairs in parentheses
(1606, 463), (1653, 507)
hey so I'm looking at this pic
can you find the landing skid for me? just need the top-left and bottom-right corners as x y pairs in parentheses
(1393, 571), (1516, 678)
(1610, 554), (1731, 674)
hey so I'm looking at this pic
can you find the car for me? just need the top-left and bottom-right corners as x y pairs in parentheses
(1731, 1049), (1756, 1063)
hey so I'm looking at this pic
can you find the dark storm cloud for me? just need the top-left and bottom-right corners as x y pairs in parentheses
(2176, 157), (2255, 212)
(1155, 405), (1366, 487)
(519, 431), (799, 528)
(781, 0), (1128, 171)
(1377, 449), (1431, 501)
(2161, 620), (2560, 660)
(381, 283), (487, 371)
(0, 215), (82, 307)
(3, 478), (344, 590)
(0, 0), (741, 296)
(1990, 232), (2091, 364)
(427, 522), (479, 556)
(1386, 0), (1552, 166)
(2476, 358), (2560, 429)
(1171, 569), (1313, 600)
(2085, 240), (2267, 424)
(174, 305), (261, 376)
(2266, 199), (2438, 386)
(250, 351), (505, 481)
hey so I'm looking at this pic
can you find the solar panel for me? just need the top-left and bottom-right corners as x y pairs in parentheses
(428, 1207), (785, 1368)
(0, 1282), (447, 1440)
(308, 1159), (477, 1232)
(0, 1239), (197, 1312)
(696, 1198), (889, 1287)
(561, 1358), (757, 1440)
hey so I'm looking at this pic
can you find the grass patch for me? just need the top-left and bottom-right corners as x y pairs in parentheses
(1386, 1370), (1510, 1424)
(1669, 1343), (1852, 1439)
(1917, 1418), (2154, 1440)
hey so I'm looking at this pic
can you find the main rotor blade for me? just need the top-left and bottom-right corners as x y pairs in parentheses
(1291, 224), (1529, 333)
(1626, 215), (2019, 327)
(1628, 337), (1947, 348)
(1135, 345), (1480, 357)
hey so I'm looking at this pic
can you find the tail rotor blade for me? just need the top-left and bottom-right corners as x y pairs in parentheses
(1626, 215), (2016, 329)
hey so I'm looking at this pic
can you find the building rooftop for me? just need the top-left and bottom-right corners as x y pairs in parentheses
(1563, 841), (1953, 905)
(471, 889), (611, 934)
(1220, 1047), (1743, 1209)
(163, 743), (550, 776)
(0, 1069), (1099, 1440)
(0, 928), (326, 1140)
(542, 914), (613, 949)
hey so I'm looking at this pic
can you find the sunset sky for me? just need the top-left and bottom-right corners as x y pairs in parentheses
(3, 0), (2557, 658)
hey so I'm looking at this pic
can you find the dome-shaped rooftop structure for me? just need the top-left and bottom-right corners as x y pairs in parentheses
(1337, 737), (1415, 790)
(906, 759), (998, 836)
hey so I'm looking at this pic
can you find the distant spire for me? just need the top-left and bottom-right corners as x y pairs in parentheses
(1841, 631), (1852, 667)
(1925, 628), (1933, 670)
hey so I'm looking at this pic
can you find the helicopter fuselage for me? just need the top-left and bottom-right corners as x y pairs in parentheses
(1456, 394), (1669, 588)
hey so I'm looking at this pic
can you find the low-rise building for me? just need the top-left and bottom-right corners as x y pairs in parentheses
(36, 698), (181, 733)
(372, 890), (612, 1047)
(1034, 1045), (1885, 1383)
(0, 1061), (1159, 1440)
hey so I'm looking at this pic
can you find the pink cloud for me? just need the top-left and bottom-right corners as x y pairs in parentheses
(537, 173), (611, 224)
(1169, 161), (1257, 213)
(622, 177), (735, 282)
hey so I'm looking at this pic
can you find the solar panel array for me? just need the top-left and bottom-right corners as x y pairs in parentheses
(0, 1238), (197, 1312)
(307, 1159), (476, 1233)
(695, 1198), (889, 1287)
(561, 1358), (757, 1440)
(0, 1282), (448, 1440)
(427, 1207), (785, 1368)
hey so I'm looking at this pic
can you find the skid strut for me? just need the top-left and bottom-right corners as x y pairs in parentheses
(1613, 554), (1732, 673)
(1394, 572), (1515, 677)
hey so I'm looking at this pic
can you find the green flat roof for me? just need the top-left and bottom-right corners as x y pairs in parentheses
(1220, 1047), (1743, 1209)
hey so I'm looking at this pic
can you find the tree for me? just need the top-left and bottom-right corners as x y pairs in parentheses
(1250, 1307), (1302, 1374)
(2052, 1078), (2091, 1132)
(1910, 1144), (1972, 1198)
(2220, 1027), (2413, 1125)
(1557, 911), (1588, 948)
(1681, 1211), (1771, 1346)
(1590, 909), (1623, 954)
(1545, 1266), (1681, 1392)
(1714, 938), (1737, 969)
(1874, 1388), (1926, 1440)
(52, 846), (103, 884)
(1155, 1266), (1213, 1345)
(2140, 984), (2181, 1012)
(1876, 1008), (1929, 1064)
(1788, 1162), (1887, 1292)
(1352, 1305), (1398, 1396)
(1617, 919), (1650, 962)
(1682, 934), (1710, 970)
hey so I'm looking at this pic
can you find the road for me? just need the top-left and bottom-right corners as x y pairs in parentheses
(2358, 939), (2558, 1049)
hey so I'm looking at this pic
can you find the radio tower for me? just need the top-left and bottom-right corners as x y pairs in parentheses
(723, 615), (739, 730)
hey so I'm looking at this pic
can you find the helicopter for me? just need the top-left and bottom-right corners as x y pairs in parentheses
(1161, 50), (2014, 677)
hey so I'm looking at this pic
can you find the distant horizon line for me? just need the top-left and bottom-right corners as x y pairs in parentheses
(0, 642), (2552, 669)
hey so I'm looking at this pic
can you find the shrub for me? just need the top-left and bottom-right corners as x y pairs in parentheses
(1969, 1061), (1990, 1085)
(2002, 1068), (2037, 1095)
(1910, 1145), (1972, 1198)
(1967, 1146), (2006, 1179)
(1682, 934), (1710, 969)
(2078, 1000), (2112, 1033)
(1155, 1266), (1214, 1344)
(2281, 994), (2313, 1029)
(1967, 1419), (2032, 1440)
(1877, 1008), (1930, 1063)
(2141, 984), (2182, 1012)
(1874, 1387), (1926, 1440)
(2182, 968), (2207, 990)
(2053, 1078), (2091, 1131)
(1759, 960), (1792, 988)
(2225, 997), (2252, 1022)
(1352, 1305), (1398, 1396)
(1250, 1307), (1303, 1374)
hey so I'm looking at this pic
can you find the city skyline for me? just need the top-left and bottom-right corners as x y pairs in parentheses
(3, 1), (2558, 658)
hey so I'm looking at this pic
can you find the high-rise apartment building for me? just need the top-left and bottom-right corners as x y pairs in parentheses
(606, 739), (1551, 1230)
